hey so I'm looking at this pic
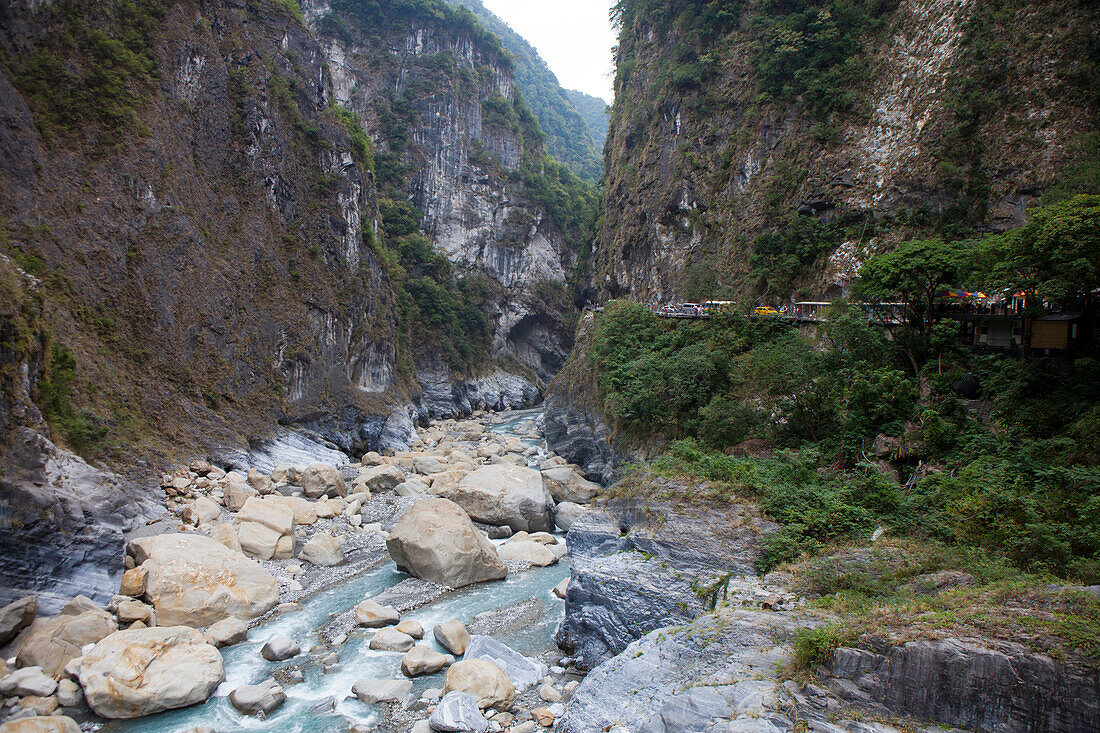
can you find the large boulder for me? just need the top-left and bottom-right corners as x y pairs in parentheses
(127, 534), (278, 627)
(0, 718), (81, 733)
(260, 635), (300, 661)
(299, 464), (347, 498)
(0, 667), (57, 697)
(236, 497), (295, 560)
(553, 501), (586, 532)
(443, 659), (516, 710)
(401, 644), (449, 677)
(541, 466), (601, 504)
(299, 533), (343, 566)
(204, 616), (248, 648)
(352, 678), (412, 703)
(369, 628), (415, 652)
(13, 600), (117, 678)
(78, 626), (224, 719)
(263, 495), (317, 525)
(440, 465), (554, 533)
(356, 464), (404, 493)
(229, 679), (286, 717)
(386, 498), (506, 588)
(434, 620), (470, 655)
(0, 596), (37, 645)
(355, 599), (399, 628)
(463, 636), (546, 692)
(497, 540), (558, 567)
(181, 496), (220, 526)
(430, 691), (489, 732)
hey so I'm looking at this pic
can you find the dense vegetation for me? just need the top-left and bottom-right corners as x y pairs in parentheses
(449, 0), (606, 182)
(592, 195), (1100, 581)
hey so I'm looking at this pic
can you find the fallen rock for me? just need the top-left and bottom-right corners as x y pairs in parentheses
(229, 679), (286, 717)
(497, 540), (558, 567)
(552, 578), (569, 599)
(115, 599), (156, 625)
(13, 602), (117, 677)
(443, 659), (516, 710)
(553, 502), (586, 532)
(402, 644), (449, 677)
(246, 468), (275, 495)
(264, 495), (318, 525)
(395, 477), (428, 496)
(204, 616), (248, 648)
(237, 498), (295, 560)
(369, 628), (415, 652)
(0, 717), (81, 732)
(260, 635), (300, 661)
(15, 695), (58, 716)
(352, 678), (412, 704)
(209, 522), (243, 553)
(464, 635), (546, 692)
(118, 567), (148, 597)
(396, 619), (424, 638)
(539, 682), (562, 703)
(0, 666), (57, 697)
(300, 464), (347, 498)
(181, 496), (220, 526)
(429, 690), (489, 732)
(541, 466), (600, 504)
(0, 596), (37, 645)
(357, 464), (405, 493)
(355, 599), (400, 628)
(299, 533), (343, 567)
(441, 465), (554, 533)
(127, 534), (278, 627)
(78, 626), (224, 719)
(386, 498), (506, 588)
(56, 678), (82, 707)
(530, 707), (555, 727)
(434, 620), (471, 656)
(224, 480), (257, 512)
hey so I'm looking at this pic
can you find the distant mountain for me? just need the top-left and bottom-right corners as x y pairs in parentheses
(448, 0), (606, 182)
(564, 88), (609, 154)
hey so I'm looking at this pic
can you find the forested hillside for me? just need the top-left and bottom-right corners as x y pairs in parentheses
(449, 0), (607, 182)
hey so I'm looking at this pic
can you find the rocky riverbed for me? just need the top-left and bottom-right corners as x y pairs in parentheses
(0, 410), (595, 732)
(1, 409), (1097, 733)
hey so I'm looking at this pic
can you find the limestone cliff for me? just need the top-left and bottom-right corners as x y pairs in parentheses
(598, 0), (1098, 304)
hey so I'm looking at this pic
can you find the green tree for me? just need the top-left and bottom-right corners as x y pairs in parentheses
(855, 238), (974, 373)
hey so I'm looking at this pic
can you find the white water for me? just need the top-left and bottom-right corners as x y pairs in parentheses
(106, 410), (569, 733)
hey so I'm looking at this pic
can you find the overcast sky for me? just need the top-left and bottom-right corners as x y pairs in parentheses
(480, 0), (617, 103)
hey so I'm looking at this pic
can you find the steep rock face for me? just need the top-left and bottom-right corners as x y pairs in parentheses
(824, 638), (1100, 733)
(0, 258), (156, 611)
(598, 0), (1098, 303)
(542, 312), (619, 484)
(304, 0), (579, 386)
(556, 497), (773, 670)
(0, 0), (398, 461)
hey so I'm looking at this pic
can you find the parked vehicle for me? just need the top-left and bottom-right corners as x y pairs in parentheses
(754, 305), (780, 316)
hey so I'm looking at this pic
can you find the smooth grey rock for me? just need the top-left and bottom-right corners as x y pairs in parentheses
(824, 638), (1100, 732)
(369, 627), (415, 652)
(308, 695), (335, 713)
(260, 635), (300, 661)
(553, 501), (586, 532)
(229, 679), (286, 717)
(353, 678), (413, 703)
(463, 635), (547, 692)
(434, 620), (471, 655)
(204, 616), (248, 648)
(429, 691), (489, 732)
(557, 499), (770, 669)
(0, 666), (57, 697)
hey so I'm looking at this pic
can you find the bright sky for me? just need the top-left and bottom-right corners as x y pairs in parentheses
(480, 0), (617, 103)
